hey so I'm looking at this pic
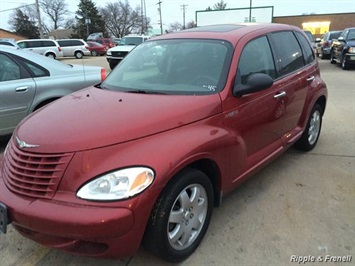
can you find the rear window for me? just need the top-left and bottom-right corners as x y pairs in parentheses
(329, 32), (342, 40)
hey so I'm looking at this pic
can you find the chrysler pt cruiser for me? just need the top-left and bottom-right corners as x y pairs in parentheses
(0, 24), (327, 262)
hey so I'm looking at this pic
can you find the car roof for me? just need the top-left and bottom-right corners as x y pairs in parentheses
(0, 45), (70, 70)
(152, 23), (299, 45)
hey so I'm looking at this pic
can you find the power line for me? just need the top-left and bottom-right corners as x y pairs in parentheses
(0, 4), (35, 13)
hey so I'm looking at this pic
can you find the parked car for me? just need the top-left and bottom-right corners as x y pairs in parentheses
(87, 41), (107, 56)
(57, 39), (91, 59)
(330, 27), (355, 69)
(316, 30), (342, 59)
(94, 38), (115, 49)
(0, 45), (106, 136)
(106, 35), (150, 69)
(303, 30), (316, 54)
(0, 24), (327, 262)
(0, 39), (19, 48)
(17, 39), (63, 59)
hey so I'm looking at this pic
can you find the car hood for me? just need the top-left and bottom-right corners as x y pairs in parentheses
(15, 87), (222, 153)
(346, 40), (355, 46)
(109, 45), (135, 53)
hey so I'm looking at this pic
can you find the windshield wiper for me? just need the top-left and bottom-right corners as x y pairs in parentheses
(126, 90), (167, 94)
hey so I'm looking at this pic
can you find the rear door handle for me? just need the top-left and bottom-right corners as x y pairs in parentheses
(16, 86), (29, 92)
(307, 76), (315, 82)
(274, 91), (286, 99)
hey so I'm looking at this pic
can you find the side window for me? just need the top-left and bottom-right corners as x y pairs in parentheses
(340, 30), (348, 39)
(237, 36), (276, 85)
(43, 41), (55, 47)
(347, 30), (355, 40)
(295, 32), (315, 65)
(0, 54), (21, 82)
(271, 31), (304, 76)
(29, 41), (40, 48)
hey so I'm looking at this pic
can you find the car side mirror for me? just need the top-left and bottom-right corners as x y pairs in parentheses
(338, 36), (345, 42)
(233, 73), (273, 97)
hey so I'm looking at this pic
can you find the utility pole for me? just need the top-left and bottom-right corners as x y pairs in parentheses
(35, 0), (43, 38)
(181, 4), (188, 29)
(157, 1), (163, 35)
(249, 0), (252, 22)
(141, 0), (146, 35)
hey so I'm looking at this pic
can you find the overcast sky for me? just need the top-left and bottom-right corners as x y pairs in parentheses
(0, 0), (354, 31)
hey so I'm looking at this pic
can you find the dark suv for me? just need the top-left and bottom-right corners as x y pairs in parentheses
(0, 24), (327, 262)
(330, 27), (355, 69)
(316, 30), (342, 59)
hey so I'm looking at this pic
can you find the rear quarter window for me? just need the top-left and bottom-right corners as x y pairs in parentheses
(295, 31), (315, 65)
(270, 31), (304, 76)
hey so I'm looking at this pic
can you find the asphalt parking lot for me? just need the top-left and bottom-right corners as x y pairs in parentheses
(0, 57), (354, 266)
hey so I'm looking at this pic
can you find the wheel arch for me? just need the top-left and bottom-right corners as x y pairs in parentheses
(33, 97), (60, 111)
(186, 159), (222, 207)
(315, 95), (326, 115)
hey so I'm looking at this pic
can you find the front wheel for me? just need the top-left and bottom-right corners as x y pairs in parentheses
(143, 168), (214, 262)
(295, 104), (323, 151)
(341, 55), (349, 70)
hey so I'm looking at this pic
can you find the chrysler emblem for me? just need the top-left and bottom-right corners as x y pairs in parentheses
(16, 137), (39, 149)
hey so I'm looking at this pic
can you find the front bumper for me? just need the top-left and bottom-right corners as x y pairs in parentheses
(345, 53), (355, 64)
(0, 177), (142, 258)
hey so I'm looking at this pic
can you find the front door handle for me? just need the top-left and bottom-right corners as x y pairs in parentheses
(16, 86), (29, 92)
(274, 91), (286, 99)
(307, 76), (315, 82)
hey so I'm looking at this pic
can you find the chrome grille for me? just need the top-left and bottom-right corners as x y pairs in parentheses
(3, 139), (74, 199)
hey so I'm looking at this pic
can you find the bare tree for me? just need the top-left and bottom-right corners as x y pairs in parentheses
(40, 0), (68, 30)
(213, 0), (227, 10)
(167, 22), (183, 33)
(186, 20), (196, 29)
(100, 1), (150, 38)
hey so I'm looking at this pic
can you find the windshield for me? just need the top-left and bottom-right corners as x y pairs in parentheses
(102, 39), (232, 95)
(119, 37), (144, 46)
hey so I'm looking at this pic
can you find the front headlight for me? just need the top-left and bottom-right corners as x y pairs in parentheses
(107, 50), (112, 56)
(77, 167), (154, 201)
(348, 47), (355, 53)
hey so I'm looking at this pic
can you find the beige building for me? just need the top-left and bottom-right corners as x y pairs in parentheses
(0, 28), (27, 41)
(273, 12), (355, 38)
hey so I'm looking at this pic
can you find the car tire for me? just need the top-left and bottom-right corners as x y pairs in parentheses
(143, 168), (214, 263)
(46, 53), (56, 59)
(75, 51), (84, 59)
(341, 55), (349, 70)
(295, 104), (323, 151)
(109, 61), (118, 69)
(91, 50), (98, 56)
(330, 51), (336, 64)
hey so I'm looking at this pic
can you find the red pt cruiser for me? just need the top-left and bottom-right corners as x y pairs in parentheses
(0, 24), (327, 262)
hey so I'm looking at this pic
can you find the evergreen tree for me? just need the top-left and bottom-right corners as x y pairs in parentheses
(71, 0), (105, 39)
(9, 9), (40, 38)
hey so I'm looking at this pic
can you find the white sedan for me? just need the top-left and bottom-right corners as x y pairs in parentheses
(0, 45), (106, 136)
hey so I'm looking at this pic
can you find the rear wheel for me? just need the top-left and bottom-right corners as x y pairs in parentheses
(46, 53), (56, 59)
(295, 104), (323, 151)
(91, 50), (98, 56)
(75, 51), (84, 59)
(143, 168), (214, 262)
(330, 51), (336, 64)
(109, 61), (118, 69)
